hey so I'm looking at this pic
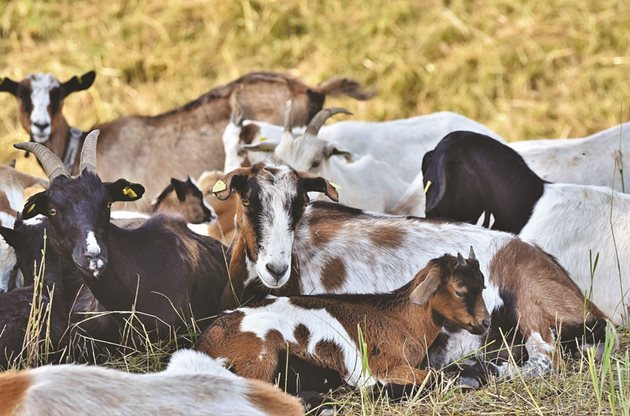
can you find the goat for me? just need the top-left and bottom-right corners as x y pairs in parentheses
(4, 71), (373, 211)
(199, 251), (488, 396)
(422, 130), (630, 324)
(189, 170), (238, 244)
(0, 349), (304, 416)
(14, 131), (230, 341)
(213, 162), (612, 381)
(511, 122), (630, 191)
(0, 163), (49, 227)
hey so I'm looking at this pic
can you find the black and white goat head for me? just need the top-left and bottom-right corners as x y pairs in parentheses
(1, 71), (95, 144)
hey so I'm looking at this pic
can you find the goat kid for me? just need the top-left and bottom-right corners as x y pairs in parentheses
(422, 130), (630, 324)
(199, 251), (488, 396)
(0, 349), (304, 416)
(214, 163), (612, 381)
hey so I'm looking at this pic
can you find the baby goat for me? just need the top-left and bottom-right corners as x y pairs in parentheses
(198, 251), (488, 394)
(0, 349), (303, 416)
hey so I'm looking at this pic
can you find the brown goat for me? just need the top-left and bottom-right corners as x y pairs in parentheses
(193, 170), (237, 244)
(197, 251), (489, 394)
(3, 71), (374, 212)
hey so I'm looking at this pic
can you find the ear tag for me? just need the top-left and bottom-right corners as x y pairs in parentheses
(424, 180), (432, 194)
(330, 182), (342, 190)
(212, 180), (227, 193)
(259, 137), (268, 142)
(122, 186), (138, 198)
(26, 203), (36, 213)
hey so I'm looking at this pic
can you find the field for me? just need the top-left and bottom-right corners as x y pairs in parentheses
(1, 0), (630, 414)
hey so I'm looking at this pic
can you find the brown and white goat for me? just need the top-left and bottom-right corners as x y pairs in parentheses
(0, 349), (303, 416)
(198, 251), (488, 391)
(3, 71), (373, 212)
(190, 170), (238, 244)
(213, 163), (612, 381)
(0, 163), (48, 227)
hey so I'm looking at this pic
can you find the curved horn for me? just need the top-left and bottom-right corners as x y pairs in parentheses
(469, 246), (477, 260)
(79, 129), (100, 173)
(283, 100), (293, 134)
(305, 107), (352, 137)
(13, 142), (68, 180)
(457, 252), (466, 267)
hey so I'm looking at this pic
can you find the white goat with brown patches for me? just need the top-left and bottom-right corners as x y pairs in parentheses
(199, 251), (489, 395)
(214, 163), (612, 382)
(0, 163), (49, 227)
(0, 349), (304, 416)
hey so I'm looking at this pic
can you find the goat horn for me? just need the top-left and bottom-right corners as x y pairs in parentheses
(457, 252), (466, 266)
(305, 107), (352, 137)
(13, 142), (69, 181)
(283, 100), (293, 134)
(469, 246), (477, 260)
(79, 129), (99, 174)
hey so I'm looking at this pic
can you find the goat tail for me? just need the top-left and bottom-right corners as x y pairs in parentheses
(0, 370), (30, 416)
(312, 77), (376, 101)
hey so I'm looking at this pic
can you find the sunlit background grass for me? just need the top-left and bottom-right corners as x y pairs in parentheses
(1, 1), (630, 414)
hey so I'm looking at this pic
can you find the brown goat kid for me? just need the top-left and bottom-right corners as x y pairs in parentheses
(197, 251), (489, 395)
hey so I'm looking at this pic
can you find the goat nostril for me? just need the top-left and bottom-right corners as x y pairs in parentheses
(33, 122), (50, 130)
(265, 262), (289, 280)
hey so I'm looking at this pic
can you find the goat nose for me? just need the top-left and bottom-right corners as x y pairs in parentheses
(265, 262), (289, 280)
(482, 318), (491, 329)
(33, 122), (50, 130)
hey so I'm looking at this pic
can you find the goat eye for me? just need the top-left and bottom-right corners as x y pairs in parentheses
(48, 208), (57, 216)
(455, 290), (466, 298)
(242, 198), (250, 207)
(311, 160), (321, 169)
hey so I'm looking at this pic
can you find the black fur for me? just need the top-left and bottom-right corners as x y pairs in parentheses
(422, 131), (546, 234)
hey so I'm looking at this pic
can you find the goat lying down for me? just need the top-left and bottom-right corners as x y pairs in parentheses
(0, 349), (304, 416)
(213, 163), (613, 383)
(422, 130), (630, 324)
(198, 251), (488, 396)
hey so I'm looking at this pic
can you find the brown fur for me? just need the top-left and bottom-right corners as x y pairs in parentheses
(0, 192), (12, 217)
(368, 226), (405, 248)
(0, 371), (30, 416)
(321, 257), (347, 291)
(245, 379), (305, 416)
(152, 187), (207, 224)
(196, 170), (237, 245)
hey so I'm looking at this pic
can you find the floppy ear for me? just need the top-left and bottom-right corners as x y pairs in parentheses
(212, 167), (251, 201)
(241, 139), (279, 153)
(296, 171), (339, 202)
(0, 226), (16, 248)
(421, 149), (448, 214)
(0, 77), (19, 96)
(323, 144), (353, 161)
(61, 70), (96, 97)
(170, 178), (187, 201)
(105, 179), (145, 202)
(22, 191), (48, 220)
(410, 266), (442, 305)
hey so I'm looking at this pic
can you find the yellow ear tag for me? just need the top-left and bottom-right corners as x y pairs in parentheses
(330, 182), (342, 190)
(26, 203), (36, 213)
(212, 180), (227, 193)
(122, 186), (138, 198)
(424, 180), (432, 194)
(259, 136), (268, 142)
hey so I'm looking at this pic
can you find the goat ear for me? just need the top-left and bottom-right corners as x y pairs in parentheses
(105, 179), (145, 202)
(22, 191), (48, 220)
(410, 266), (442, 306)
(0, 77), (19, 96)
(170, 178), (187, 201)
(213, 167), (251, 201)
(421, 149), (448, 214)
(297, 171), (339, 202)
(61, 71), (96, 97)
(241, 139), (279, 153)
(324, 144), (353, 161)
(0, 226), (16, 248)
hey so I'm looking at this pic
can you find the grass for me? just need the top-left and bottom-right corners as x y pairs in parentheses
(1, 0), (629, 414)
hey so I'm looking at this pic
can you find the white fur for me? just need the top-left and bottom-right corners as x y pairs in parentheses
(85, 231), (101, 256)
(239, 296), (376, 386)
(110, 210), (150, 220)
(28, 73), (59, 143)
(519, 183), (630, 324)
(0, 234), (17, 292)
(511, 122), (630, 191)
(10, 350), (294, 416)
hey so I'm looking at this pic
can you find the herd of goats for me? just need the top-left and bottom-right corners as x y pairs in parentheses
(0, 70), (628, 415)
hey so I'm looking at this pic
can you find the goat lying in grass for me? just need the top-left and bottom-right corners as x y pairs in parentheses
(0, 349), (304, 416)
(198, 251), (489, 398)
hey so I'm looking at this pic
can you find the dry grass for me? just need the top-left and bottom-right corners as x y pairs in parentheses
(1, 1), (630, 414)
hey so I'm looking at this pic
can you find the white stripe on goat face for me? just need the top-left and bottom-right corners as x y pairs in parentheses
(28, 73), (59, 143)
(254, 167), (297, 289)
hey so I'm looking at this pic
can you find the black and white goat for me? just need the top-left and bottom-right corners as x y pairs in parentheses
(213, 163), (612, 380)
(14, 131), (229, 340)
(199, 251), (488, 395)
(422, 130), (630, 324)
(0, 349), (304, 416)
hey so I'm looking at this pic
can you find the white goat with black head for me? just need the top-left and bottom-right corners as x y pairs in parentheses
(213, 163), (613, 385)
(422, 130), (630, 324)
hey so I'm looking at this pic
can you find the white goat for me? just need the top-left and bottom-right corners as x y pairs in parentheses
(0, 349), (304, 416)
